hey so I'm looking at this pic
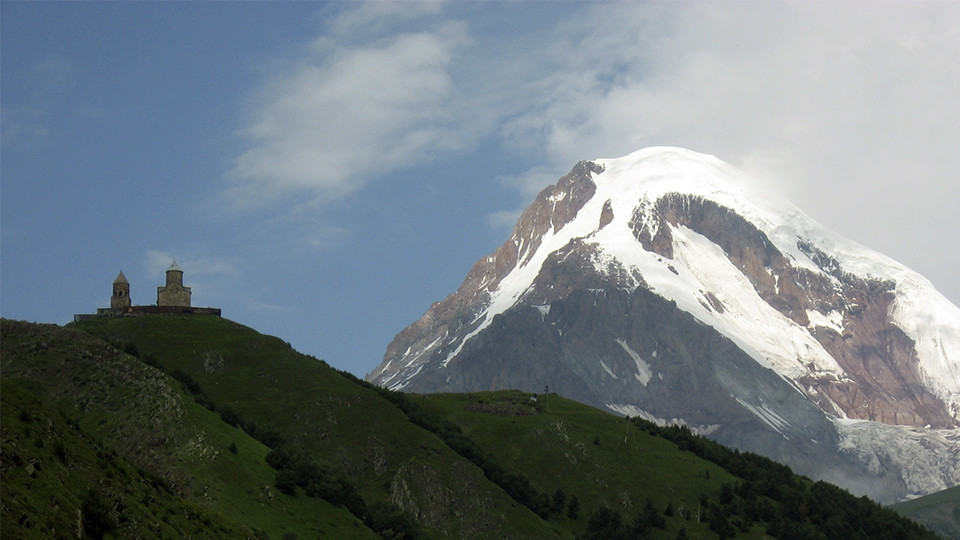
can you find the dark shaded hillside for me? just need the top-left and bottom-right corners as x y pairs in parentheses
(66, 315), (560, 539)
(893, 486), (960, 540)
(1, 319), (375, 540)
(1, 315), (944, 539)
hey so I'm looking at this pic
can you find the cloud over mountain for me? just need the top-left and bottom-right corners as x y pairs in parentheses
(368, 147), (960, 503)
(226, 2), (960, 304)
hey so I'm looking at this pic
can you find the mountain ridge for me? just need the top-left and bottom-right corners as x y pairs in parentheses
(368, 147), (960, 503)
(2, 315), (946, 538)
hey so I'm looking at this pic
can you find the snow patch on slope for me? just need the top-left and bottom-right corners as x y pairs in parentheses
(806, 309), (844, 333)
(734, 396), (791, 438)
(395, 147), (959, 417)
(626, 223), (845, 381)
(600, 359), (617, 379)
(615, 338), (652, 385)
(605, 404), (721, 436)
(888, 273), (960, 421)
(437, 148), (846, 389)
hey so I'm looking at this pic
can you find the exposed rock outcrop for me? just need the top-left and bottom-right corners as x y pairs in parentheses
(368, 147), (960, 503)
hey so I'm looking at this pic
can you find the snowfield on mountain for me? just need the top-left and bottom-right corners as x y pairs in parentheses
(368, 147), (960, 503)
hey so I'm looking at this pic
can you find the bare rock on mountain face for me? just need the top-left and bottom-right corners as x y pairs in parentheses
(368, 147), (960, 503)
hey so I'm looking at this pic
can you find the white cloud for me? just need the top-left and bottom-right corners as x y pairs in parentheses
(491, 2), (960, 299)
(227, 7), (472, 208)
(224, 1), (960, 301)
(496, 3), (959, 182)
(323, 1), (445, 39)
(229, 2), (960, 209)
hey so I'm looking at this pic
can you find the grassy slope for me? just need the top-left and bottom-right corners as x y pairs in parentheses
(1, 319), (374, 540)
(70, 314), (561, 539)
(414, 390), (764, 539)
(1, 378), (254, 539)
(892, 486), (960, 540)
(7, 314), (941, 539)
(414, 390), (945, 540)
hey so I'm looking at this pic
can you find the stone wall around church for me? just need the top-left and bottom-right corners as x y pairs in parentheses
(74, 305), (220, 322)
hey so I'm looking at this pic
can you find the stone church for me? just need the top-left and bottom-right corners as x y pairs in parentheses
(75, 260), (220, 321)
(156, 260), (191, 307)
(110, 271), (131, 308)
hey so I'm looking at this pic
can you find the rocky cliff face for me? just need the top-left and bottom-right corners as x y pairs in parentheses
(367, 147), (960, 503)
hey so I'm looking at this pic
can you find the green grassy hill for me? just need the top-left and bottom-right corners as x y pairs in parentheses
(893, 486), (960, 540)
(66, 314), (559, 539)
(2, 319), (375, 540)
(1, 315), (944, 539)
(1, 378), (252, 539)
(409, 390), (744, 538)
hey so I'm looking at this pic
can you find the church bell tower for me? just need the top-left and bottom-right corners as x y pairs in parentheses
(111, 271), (131, 309)
(157, 260), (192, 307)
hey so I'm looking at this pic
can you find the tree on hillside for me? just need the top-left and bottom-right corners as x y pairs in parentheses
(567, 496), (580, 519)
(552, 488), (567, 515)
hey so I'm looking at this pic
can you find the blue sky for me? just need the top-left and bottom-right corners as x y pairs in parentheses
(3, 1), (959, 377)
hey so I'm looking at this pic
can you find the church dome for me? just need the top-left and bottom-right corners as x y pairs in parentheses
(113, 271), (129, 284)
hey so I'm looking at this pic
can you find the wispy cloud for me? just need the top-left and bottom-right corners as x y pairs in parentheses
(486, 209), (522, 231)
(226, 6), (473, 208)
(144, 250), (239, 280)
(499, 2), (960, 212)
(223, 1), (960, 300)
(0, 108), (49, 147)
(230, 2), (960, 210)
(1, 55), (77, 147)
(246, 211), (352, 254)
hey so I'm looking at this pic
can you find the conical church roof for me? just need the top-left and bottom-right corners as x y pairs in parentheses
(167, 259), (182, 272)
(113, 271), (128, 284)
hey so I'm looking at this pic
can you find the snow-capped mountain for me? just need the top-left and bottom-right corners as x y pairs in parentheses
(367, 147), (960, 503)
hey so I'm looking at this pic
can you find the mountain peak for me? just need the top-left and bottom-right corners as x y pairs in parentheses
(596, 146), (738, 192)
(594, 146), (790, 220)
(368, 147), (960, 502)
